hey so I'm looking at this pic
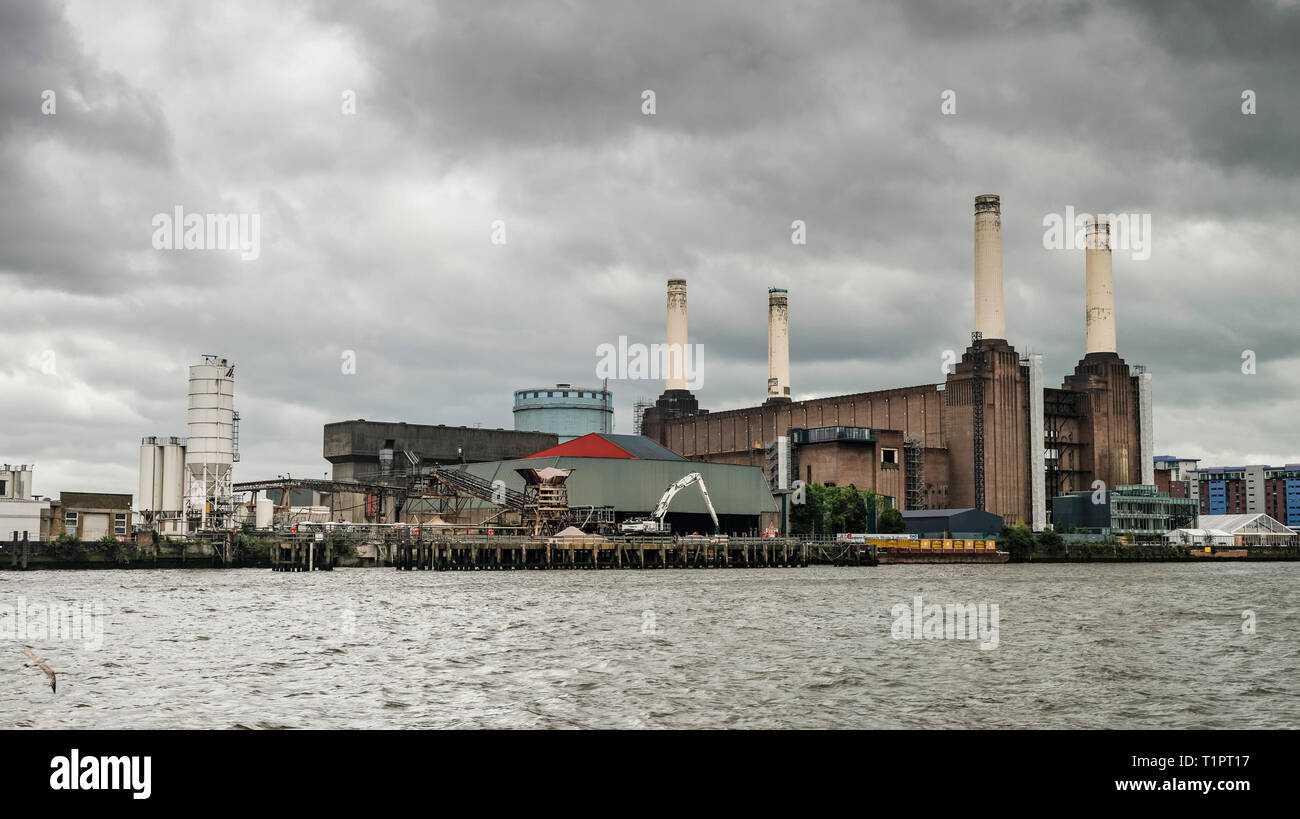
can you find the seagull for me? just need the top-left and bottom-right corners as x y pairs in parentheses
(22, 650), (55, 693)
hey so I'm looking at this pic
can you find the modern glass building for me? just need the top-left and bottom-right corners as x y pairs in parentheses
(1052, 484), (1198, 536)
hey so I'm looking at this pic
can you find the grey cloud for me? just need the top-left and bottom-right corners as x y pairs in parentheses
(1, 0), (1298, 495)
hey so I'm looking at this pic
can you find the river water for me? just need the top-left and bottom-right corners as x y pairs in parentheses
(2, 563), (1296, 729)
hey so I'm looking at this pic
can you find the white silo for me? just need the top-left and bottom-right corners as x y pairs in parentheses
(184, 355), (236, 530)
(138, 438), (159, 514)
(152, 447), (165, 517)
(162, 437), (186, 516)
(255, 496), (274, 529)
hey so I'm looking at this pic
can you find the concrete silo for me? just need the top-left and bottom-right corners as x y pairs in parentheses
(137, 436), (187, 534)
(184, 355), (236, 531)
(138, 437), (160, 516)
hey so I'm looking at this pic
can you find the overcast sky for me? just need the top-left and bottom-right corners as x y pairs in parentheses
(2, 0), (1298, 497)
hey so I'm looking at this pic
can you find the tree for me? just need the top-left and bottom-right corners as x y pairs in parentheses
(1036, 528), (1064, 553)
(788, 483), (829, 535)
(878, 508), (906, 534)
(787, 484), (898, 536)
(998, 523), (1035, 558)
(830, 485), (868, 533)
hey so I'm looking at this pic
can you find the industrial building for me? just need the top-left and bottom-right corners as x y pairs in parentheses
(324, 420), (557, 481)
(0, 464), (48, 540)
(271, 429), (778, 534)
(642, 196), (1154, 531)
(320, 420), (558, 524)
(45, 492), (133, 541)
(900, 508), (1004, 539)
(458, 433), (779, 534)
(512, 383), (614, 441)
(137, 355), (239, 535)
(1051, 485), (1197, 537)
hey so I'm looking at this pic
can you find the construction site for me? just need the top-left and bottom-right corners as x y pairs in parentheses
(237, 430), (780, 538)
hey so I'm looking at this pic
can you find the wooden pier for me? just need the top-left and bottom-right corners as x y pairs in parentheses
(393, 536), (810, 570)
(270, 538), (334, 572)
(4, 532), (31, 569)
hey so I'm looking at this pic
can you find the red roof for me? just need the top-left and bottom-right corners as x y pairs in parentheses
(522, 433), (687, 460)
(523, 433), (638, 460)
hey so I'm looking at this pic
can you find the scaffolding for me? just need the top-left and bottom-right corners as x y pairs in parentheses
(632, 397), (652, 436)
(903, 437), (925, 510)
(1044, 391), (1087, 507)
(970, 331), (986, 511)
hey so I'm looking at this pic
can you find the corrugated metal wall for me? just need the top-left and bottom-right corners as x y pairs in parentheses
(463, 456), (777, 515)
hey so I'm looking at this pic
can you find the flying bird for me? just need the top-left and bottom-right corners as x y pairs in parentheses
(21, 650), (56, 693)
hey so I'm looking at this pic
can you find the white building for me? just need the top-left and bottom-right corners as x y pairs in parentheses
(1162, 528), (1235, 547)
(1196, 513), (1296, 547)
(0, 464), (50, 541)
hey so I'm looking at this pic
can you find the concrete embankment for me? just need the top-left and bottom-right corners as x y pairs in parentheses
(1015, 544), (1300, 562)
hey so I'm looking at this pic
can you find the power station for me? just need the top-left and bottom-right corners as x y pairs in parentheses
(131, 196), (1154, 536)
(642, 195), (1154, 529)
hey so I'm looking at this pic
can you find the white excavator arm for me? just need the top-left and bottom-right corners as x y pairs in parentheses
(645, 472), (720, 533)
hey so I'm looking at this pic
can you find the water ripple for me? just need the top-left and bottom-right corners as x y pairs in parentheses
(0, 564), (1296, 728)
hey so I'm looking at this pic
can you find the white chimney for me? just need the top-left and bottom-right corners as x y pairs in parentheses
(767, 288), (790, 401)
(974, 194), (1006, 339)
(665, 278), (688, 391)
(1085, 218), (1117, 354)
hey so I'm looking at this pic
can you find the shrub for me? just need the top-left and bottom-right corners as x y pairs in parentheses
(1036, 528), (1064, 554)
(52, 533), (86, 561)
(327, 531), (356, 557)
(998, 523), (1035, 558)
(237, 536), (274, 564)
(877, 507), (907, 534)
